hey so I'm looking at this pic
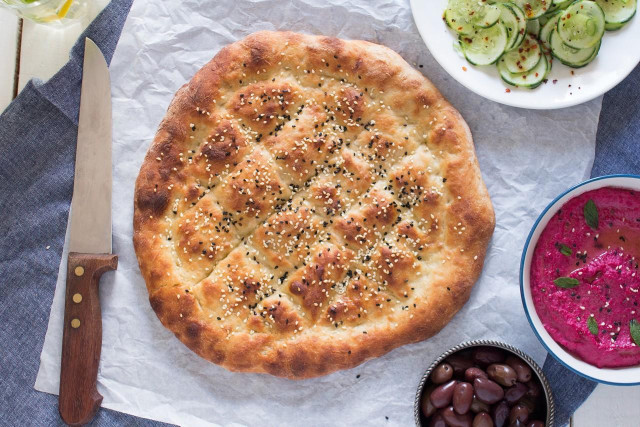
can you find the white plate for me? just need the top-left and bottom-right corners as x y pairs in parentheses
(410, 0), (640, 109)
(521, 175), (640, 385)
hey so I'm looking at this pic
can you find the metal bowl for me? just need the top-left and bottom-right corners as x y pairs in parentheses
(414, 340), (555, 426)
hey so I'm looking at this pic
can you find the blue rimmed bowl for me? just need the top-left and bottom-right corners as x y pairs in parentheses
(520, 175), (640, 385)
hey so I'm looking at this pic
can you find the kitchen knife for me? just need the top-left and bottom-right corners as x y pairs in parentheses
(59, 38), (117, 427)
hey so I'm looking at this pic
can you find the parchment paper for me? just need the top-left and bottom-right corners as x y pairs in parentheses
(35, 0), (602, 425)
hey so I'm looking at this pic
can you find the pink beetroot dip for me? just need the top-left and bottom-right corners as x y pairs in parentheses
(531, 186), (640, 368)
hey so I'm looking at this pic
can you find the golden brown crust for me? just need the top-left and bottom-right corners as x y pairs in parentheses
(133, 31), (495, 379)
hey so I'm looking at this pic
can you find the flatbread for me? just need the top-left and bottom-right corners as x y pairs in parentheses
(133, 31), (495, 379)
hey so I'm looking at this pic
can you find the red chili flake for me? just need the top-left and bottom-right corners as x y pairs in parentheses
(535, 73), (539, 77)
(505, 88), (511, 93)
(462, 66), (468, 72)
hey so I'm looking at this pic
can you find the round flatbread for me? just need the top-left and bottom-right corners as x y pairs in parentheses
(133, 31), (495, 379)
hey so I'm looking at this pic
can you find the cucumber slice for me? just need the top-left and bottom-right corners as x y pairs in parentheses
(558, 0), (606, 49)
(502, 34), (543, 73)
(476, 4), (502, 28)
(499, 53), (550, 88)
(460, 23), (509, 65)
(498, 3), (521, 50)
(512, 0), (551, 19)
(544, 0), (572, 17)
(445, 0), (502, 34)
(540, 11), (560, 43)
(595, 0), (637, 29)
(550, 29), (601, 67)
(527, 18), (541, 35)
(508, 2), (528, 51)
(605, 20), (627, 30)
(445, 8), (474, 35)
(552, 0), (573, 7)
(576, 38), (601, 65)
(539, 14), (550, 26)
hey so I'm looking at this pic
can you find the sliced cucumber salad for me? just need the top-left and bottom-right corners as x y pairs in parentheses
(444, 0), (637, 89)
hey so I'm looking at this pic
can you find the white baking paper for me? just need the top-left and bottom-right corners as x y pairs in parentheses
(35, 0), (602, 425)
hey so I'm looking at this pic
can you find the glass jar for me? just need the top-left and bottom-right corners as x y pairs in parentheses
(1, 0), (88, 23)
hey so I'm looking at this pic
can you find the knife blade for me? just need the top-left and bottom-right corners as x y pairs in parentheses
(59, 38), (118, 427)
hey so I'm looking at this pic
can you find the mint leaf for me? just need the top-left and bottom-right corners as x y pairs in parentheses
(630, 319), (640, 347)
(553, 277), (580, 288)
(588, 316), (598, 335)
(556, 243), (572, 257)
(584, 199), (599, 230)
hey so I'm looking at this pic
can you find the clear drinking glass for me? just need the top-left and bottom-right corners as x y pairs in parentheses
(1, 0), (88, 23)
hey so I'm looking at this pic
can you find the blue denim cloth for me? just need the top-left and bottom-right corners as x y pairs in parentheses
(542, 63), (640, 426)
(0, 0), (638, 423)
(0, 1), (169, 425)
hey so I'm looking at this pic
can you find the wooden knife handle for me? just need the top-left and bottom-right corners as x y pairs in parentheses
(59, 252), (117, 426)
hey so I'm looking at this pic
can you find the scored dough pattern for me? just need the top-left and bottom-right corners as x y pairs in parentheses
(133, 31), (494, 378)
(167, 65), (444, 331)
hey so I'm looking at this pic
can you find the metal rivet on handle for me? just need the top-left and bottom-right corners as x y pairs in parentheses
(72, 293), (82, 303)
(71, 319), (81, 328)
(74, 266), (85, 276)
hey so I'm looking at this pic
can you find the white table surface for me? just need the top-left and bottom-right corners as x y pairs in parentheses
(0, 5), (638, 427)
